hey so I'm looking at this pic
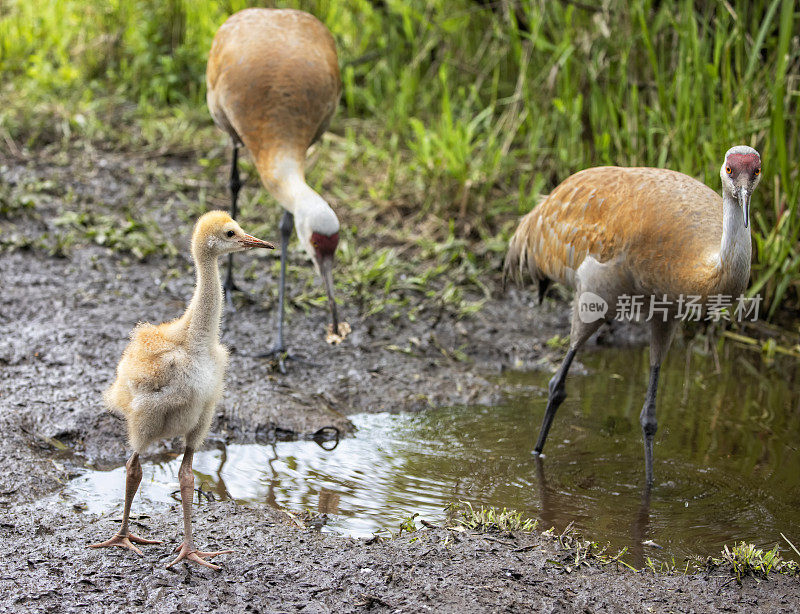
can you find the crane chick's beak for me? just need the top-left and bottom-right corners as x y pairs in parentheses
(239, 234), (276, 249)
(317, 252), (339, 333)
(737, 186), (751, 229)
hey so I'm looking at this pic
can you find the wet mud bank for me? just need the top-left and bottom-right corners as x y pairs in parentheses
(3, 501), (799, 613)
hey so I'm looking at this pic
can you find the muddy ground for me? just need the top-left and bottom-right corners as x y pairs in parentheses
(1, 150), (798, 612)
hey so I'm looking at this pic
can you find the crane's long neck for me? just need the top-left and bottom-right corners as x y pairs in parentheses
(185, 252), (223, 349)
(256, 150), (339, 250)
(270, 169), (322, 217)
(718, 190), (751, 295)
(256, 150), (336, 220)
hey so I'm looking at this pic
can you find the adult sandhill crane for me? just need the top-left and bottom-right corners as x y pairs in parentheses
(505, 146), (761, 486)
(89, 211), (274, 569)
(206, 8), (343, 370)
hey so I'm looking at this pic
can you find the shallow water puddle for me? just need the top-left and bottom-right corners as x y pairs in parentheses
(65, 343), (800, 566)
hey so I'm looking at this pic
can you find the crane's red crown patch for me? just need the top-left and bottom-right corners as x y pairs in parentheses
(311, 231), (339, 257)
(726, 153), (760, 176)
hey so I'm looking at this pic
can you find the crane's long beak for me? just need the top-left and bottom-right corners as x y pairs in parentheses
(239, 234), (276, 249)
(317, 253), (339, 332)
(738, 187), (751, 229)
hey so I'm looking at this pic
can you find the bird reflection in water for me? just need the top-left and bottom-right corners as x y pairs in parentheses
(533, 455), (655, 568)
(318, 489), (341, 515)
(173, 425), (342, 516)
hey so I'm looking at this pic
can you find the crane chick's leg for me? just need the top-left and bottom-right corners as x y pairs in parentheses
(166, 447), (233, 570)
(640, 318), (679, 487)
(224, 143), (242, 310)
(534, 315), (603, 456)
(88, 452), (162, 554)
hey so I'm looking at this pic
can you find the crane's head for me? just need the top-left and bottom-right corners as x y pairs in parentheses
(721, 146), (761, 229)
(192, 211), (275, 258)
(295, 195), (341, 332)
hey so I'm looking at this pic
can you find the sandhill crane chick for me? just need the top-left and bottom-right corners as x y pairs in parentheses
(505, 146), (761, 486)
(89, 211), (274, 569)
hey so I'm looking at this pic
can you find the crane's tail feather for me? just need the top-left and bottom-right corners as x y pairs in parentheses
(503, 212), (548, 302)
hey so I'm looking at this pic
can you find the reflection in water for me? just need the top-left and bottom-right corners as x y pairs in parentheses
(65, 343), (800, 565)
(318, 488), (341, 515)
(630, 485), (653, 567)
(534, 455), (652, 567)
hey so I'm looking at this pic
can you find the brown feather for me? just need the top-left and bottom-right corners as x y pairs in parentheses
(505, 167), (743, 301)
(206, 8), (342, 191)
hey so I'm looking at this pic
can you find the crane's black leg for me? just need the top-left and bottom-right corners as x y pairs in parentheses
(533, 302), (603, 456)
(537, 277), (551, 305)
(533, 454), (557, 529)
(640, 365), (660, 487)
(224, 144), (242, 311)
(533, 347), (576, 455)
(640, 317), (677, 486)
(257, 211), (317, 373)
(273, 210), (293, 361)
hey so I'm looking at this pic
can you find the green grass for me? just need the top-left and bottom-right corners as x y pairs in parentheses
(449, 501), (539, 533)
(52, 210), (178, 260)
(1, 0), (799, 317)
(704, 541), (800, 582)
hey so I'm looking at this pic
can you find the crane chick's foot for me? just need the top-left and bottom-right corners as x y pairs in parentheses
(166, 542), (234, 570)
(88, 532), (163, 555)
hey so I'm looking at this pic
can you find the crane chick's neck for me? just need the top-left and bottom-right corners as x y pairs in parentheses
(184, 250), (223, 349)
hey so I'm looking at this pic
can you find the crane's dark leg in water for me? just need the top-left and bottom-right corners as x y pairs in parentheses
(533, 347), (576, 455)
(259, 210), (317, 373)
(641, 318), (678, 486)
(224, 143), (242, 311)
(533, 313), (603, 456)
(640, 366), (661, 487)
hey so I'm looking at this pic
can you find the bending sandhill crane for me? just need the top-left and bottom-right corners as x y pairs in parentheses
(206, 8), (343, 369)
(89, 211), (274, 569)
(505, 146), (761, 486)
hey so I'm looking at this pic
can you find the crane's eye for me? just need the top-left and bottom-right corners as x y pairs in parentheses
(755, 168), (760, 176)
(226, 230), (235, 238)
(726, 166), (732, 174)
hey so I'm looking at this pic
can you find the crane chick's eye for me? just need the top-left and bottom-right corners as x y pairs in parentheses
(726, 166), (732, 174)
(226, 230), (235, 238)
